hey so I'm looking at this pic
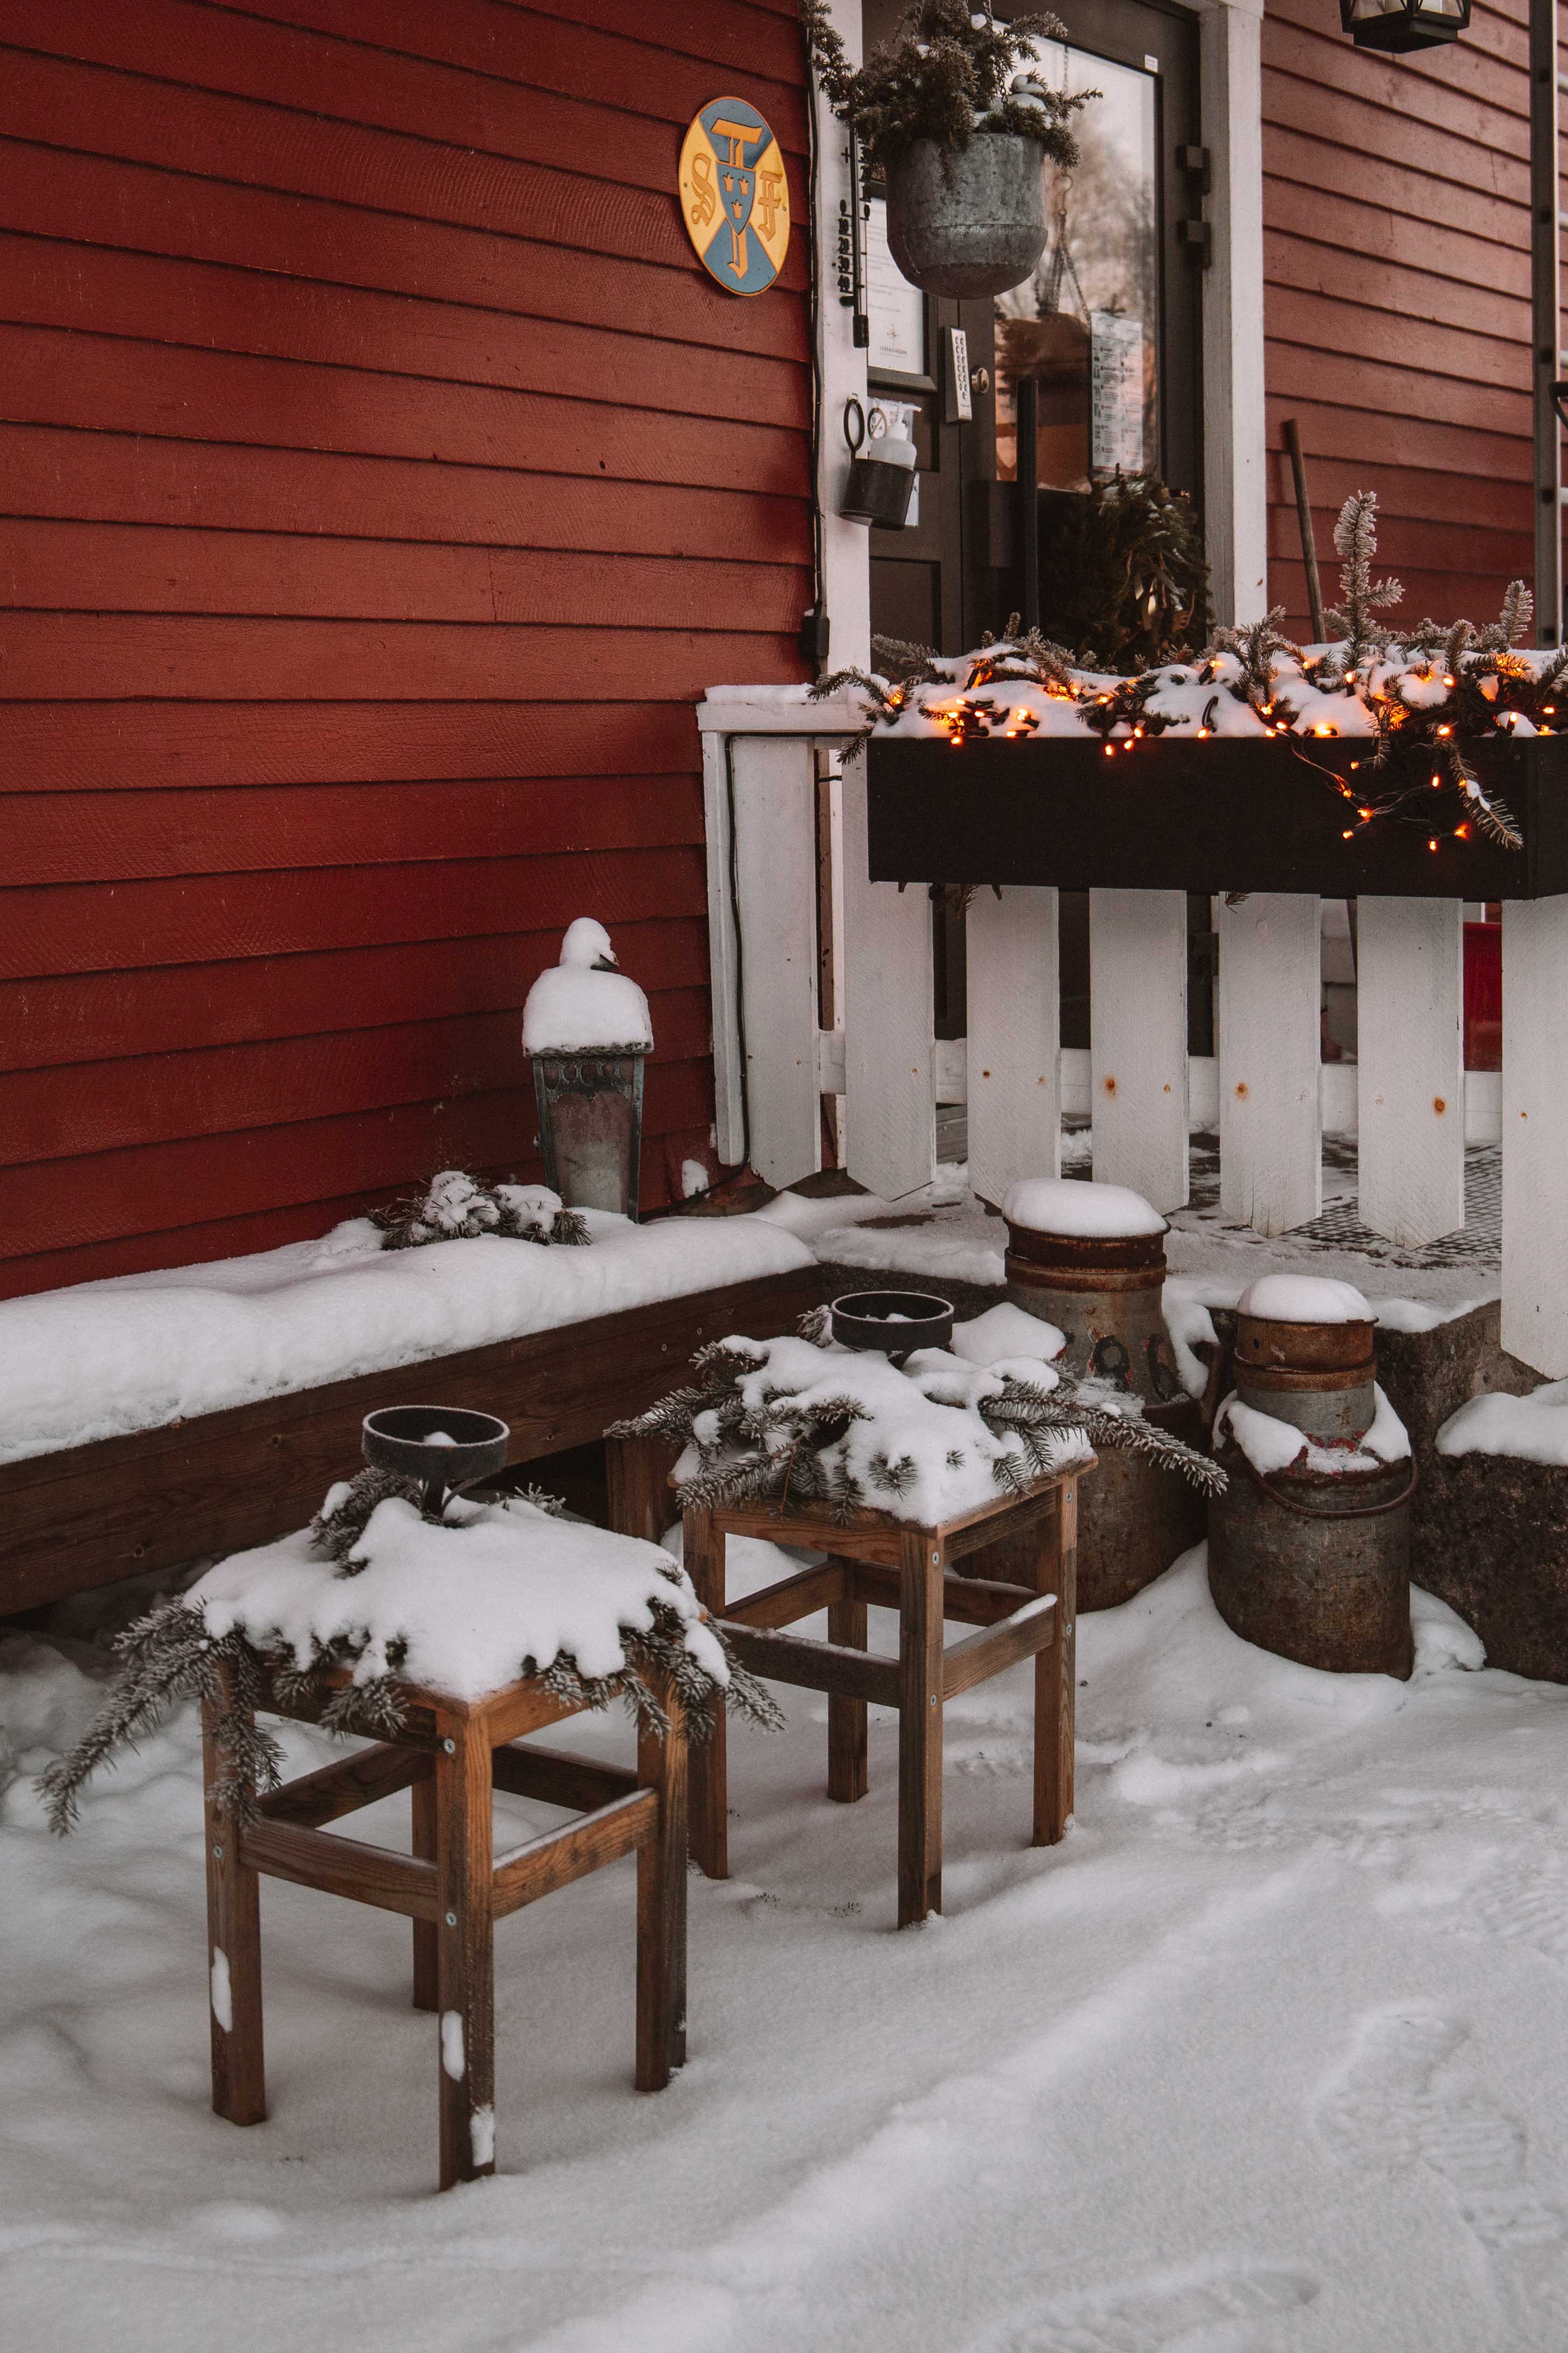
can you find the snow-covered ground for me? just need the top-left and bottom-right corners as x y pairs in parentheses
(9, 1543), (1568, 2352)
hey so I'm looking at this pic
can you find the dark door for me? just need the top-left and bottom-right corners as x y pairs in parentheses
(860, 0), (1207, 1049)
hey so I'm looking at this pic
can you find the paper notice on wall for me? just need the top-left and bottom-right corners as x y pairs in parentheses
(1090, 312), (1144, 475)
(866, 198), (926, 376)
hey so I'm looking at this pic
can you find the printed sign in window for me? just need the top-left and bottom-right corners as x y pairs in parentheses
(1090, 311), (1144, 475)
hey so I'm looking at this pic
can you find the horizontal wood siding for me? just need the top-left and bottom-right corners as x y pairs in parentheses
(1263, 0), (1549, 635)
(0, 0), (812, 1297)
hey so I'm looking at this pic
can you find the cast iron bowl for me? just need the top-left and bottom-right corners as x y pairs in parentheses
(362, 1404), (511, 1502)
(829, 1289), (955, 1365)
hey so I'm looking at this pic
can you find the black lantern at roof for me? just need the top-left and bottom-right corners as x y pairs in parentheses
(1340, 0), (1469, 50)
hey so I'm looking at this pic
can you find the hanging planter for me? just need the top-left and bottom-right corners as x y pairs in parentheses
(800, 1), (1094, 299)
(883, 134), (1047, 299)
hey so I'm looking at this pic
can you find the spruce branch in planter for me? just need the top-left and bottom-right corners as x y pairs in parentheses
(799, 0), (1092, 176)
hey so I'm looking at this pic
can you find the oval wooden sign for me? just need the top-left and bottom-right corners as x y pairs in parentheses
(678, 96), (790, 296)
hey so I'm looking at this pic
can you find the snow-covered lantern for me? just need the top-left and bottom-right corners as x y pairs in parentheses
(1339, 0), (1468, 52)
(523, 920), (652, 1219)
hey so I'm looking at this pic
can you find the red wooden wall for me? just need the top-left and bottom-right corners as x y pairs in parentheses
(1263, 0), (1543, 638)
(0, 0), (812, 1301)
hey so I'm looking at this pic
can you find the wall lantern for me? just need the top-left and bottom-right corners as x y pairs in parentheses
(1339, 0), (1469, 52)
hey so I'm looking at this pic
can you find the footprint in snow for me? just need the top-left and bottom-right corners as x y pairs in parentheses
(1316, 2003), (1564, 2256)
(974, 2259), (1318, 2351)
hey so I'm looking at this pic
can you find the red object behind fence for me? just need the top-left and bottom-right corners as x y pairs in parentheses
(1464, 921), (1501, 1071)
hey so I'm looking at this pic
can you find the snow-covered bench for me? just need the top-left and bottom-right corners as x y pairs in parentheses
(0, 1211), (824, 1615)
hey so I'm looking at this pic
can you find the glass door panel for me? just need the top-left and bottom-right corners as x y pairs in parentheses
(993, 44), (1161, 492)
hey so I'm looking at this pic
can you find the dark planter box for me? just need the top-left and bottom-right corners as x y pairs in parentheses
(866, 733), (1568, 898)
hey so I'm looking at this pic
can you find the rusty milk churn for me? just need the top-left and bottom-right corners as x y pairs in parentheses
(1207, 1274), (1414, 1678)
(1002, 1176), (1207, 1610)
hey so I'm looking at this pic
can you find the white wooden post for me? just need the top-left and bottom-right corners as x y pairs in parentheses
(1502, 897), (1568, 1375)
(1217, 893), (1321, 1235)
(1088, 889), (1189, 1211)
(730, 736), (821, 1190)
(966, 887), (1060, 1206)
(841, 761), (936, 1200)
(1356, 898), (1465, 1247)
(699, 727), (745, 1167)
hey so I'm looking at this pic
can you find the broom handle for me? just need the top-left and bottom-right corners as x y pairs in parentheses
(1283, 417), (1326, 644)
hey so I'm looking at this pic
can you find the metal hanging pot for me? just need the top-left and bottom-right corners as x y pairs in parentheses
(883, 134), (1046, 299)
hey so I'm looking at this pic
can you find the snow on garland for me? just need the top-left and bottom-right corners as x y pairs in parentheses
(611, 1312), (1225, 1528)
(40, 1477), (781, 1836)
(817, 492), (1553, 855)
(371, 1169), (589, 1252)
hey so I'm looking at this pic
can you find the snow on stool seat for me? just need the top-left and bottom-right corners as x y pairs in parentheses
(610, 1321), (1222, 1925)
(44, 1484), (778, 2191)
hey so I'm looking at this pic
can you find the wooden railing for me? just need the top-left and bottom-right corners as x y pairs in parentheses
(697, 691), (1557, 1376)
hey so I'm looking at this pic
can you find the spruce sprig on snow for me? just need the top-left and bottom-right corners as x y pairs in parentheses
(41, 1480), (780, 1834)
(372, 1169), (589, 1251)
(612, 1328), (1224, 1525)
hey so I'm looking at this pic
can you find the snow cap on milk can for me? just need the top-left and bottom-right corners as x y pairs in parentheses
(1001, 1176), (1180, 1403)
(1208, 1274), (1415, 1679)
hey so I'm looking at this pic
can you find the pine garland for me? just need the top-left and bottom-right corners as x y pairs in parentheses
(40, 1477), (781, 1835)
(799, 0), (1094, 176)
(823, 494), (1544, 856)
(372, 1169), (589, 1252)
(611, 1319), (1224, 1525)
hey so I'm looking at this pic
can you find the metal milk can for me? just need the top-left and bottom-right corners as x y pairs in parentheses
(1207, 1308), (1414, 1678)
(1004, 1213), (1206, 1611)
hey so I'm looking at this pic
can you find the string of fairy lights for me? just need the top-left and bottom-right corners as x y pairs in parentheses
(858, 640), (1556, 855)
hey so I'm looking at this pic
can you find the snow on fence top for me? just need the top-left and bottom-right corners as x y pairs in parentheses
(194, 1493), (727, 1705)
(1237, 1274), (1372, 1325)
(0, 1212), (812, 1465)
(1003, 1176), (1166, 1239)
(522, 918), (653, 1055)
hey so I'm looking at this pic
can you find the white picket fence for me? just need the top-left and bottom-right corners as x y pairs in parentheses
(697, 692), (1568, 1378)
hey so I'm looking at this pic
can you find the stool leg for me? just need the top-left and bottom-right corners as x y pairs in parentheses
(411, 1763), (439, 2012)
(202, 1677), (265, 2127)
(606, 1430), (683, 1544)
(1034, 1480), (1078, 1845)
(684, 1509), (728, 1879)
(897, 1533), (945, 1927)
(435, 1715), (495, 2190)
(637, 1676), (688, 2088)
(827, 1565), (868, 1803)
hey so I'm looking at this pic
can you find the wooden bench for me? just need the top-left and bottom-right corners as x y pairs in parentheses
(1, 1266), (825, 1616)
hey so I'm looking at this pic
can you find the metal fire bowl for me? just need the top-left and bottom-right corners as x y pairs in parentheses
(362, 1404), (511, 1502)
(830, 1290), (955, 1365)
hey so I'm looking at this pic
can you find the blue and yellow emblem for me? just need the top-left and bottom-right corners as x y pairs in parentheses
(678, 96), (790, 296)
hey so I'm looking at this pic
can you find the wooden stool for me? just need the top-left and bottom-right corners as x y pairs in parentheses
(201, 1658), (687, 2190)
(681, 1466), (1086, 1927)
